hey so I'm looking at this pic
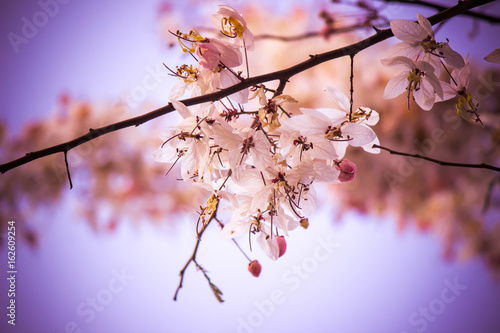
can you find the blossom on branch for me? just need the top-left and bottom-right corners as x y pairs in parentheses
(386, 13), (464, 70)
(382, 56), (443, 111)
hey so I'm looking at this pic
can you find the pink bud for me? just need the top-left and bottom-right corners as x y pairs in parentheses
(276, 236), (287, 258)
(335, 159), (357, 182)
(248, 260), (261, 277)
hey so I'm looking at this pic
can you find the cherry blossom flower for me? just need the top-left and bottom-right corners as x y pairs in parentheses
(386, 13), (464, 70)
(169, 64), (200, 100)
(196, 38), (242, 70)
(212, 5), (254, 49)
(152, 101), (213, 180)
(437, 56), (482, 125)
(382, 56), (443, 111)
(212, 124), (274, 180)
(280, 87), (380, 159)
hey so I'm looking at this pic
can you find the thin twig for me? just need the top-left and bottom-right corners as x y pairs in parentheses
(64, 151), (73, 190)
(373, 144), (500, 172)
(0, 0), (494, 174)
(349, 54), (355, 122)
(173, 207), (221, 302)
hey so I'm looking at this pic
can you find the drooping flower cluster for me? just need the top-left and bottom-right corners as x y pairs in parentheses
(381, 13), (482, 125)
(154, 5), (380, 262)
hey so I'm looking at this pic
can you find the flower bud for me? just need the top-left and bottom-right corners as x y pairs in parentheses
(276, 235), (287, 258)
(248, 260), (261, 277)
(335, 159), (357, 182)
(300, 218), (309, 229)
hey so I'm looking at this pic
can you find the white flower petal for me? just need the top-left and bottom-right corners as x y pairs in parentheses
(414, 79), (435, 110)
(484, 48), (500, 63)
(383, 72), (409, 99)
(256, 231), (280, 260)
(436, 82), (458, 102)
(385, 41), (423, 60)
(390, 19), (428, 41)
(363, 136), (380, 154)
(169, 80), (187, 100)
(425, 71), (443, 99)
(342, 123), (376, 147)
(440, 44), (465, 68)
(172, 100), (192, 119)
(325, 86), (350, 112)
(381, 56), (415, 70)
(417, 13), (434, 38)
(220, 221), (250, 239)
(311, 160), (340, 182)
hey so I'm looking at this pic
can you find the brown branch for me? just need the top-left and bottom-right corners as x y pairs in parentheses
(173, 217), (219, 301)
(0, 0), (495, 174)
(382, 0), (500, 24)
(373, 144), (500, 172)
(253, 24), (378, 42)
(348, 54), (355, 122)
(64, 151), (73, 189)
(174, 203), (223, 302)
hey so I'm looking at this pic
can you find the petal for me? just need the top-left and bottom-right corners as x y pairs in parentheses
(385, 41), (423, 60)
(152, 146), (178, 163)
(172, 100), (191, 119)
(169, 80), (187, 100)
(436, 82), (458, 102)
(421, 53), (441, 74)
(210, 38), (242, 68)
(325, 86), (350, 112)
(381, 56), (415, 70)
(219, 70), (248, 104)
(256, 231), (280, 260)
(390, 19), (428, 41)
(220, 221), (250, 239)
(363, 136), (380, 154)
(484, 48), (500, 63)
(414, 80), (435, 110)
(311, 160), (340, 182)
(308, 138), (339, 160)
(425, 71), (443, 99)
(440, 44), (465, 68)
(417, 13), (434, 38)
(342, 123), (376, 147)
(383, 72), (409, 99)
(457, 64), (470, 89)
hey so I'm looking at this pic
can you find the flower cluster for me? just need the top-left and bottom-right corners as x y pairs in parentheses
(154, 5), (380, 263)
(381, 13), (482, 125)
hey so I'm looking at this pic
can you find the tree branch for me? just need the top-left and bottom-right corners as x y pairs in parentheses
(373, 144), (500, 172)
(382, 0), (500, 24)
(173, 214), (223, 302)
(0, 0), (494, 174)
